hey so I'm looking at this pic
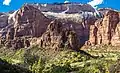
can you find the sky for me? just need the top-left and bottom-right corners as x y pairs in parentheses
(0, 0), (119, 12)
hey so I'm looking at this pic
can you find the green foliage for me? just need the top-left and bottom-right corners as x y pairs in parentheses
(43, 63), (71, 73)
(0, 58), (31, 73)
(0, 45), (120, 73)
(30, 58), (45, 73)
(79, 60), (110, 73)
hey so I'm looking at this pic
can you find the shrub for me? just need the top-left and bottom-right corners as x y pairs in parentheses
(30, 58), (45, 73)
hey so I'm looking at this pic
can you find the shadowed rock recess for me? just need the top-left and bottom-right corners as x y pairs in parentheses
(39, 20), (80, 51)
(0, 3), (120, 50)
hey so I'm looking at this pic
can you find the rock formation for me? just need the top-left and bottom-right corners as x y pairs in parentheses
(0, 3), (120, 50)
(38, 20), (80, 51)
(0, 4), (51, 49)
(13, 4), (51, 38)
(30, 3), (95, 13)
(89, 10), (120, 45)
(0, 4), (97, 49)
(0, 13), (8, 28)
(43, 11), (96, 46)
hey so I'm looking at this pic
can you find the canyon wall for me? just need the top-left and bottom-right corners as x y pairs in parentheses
(89, 10), (120, 46)
(0, 4), (120, 50)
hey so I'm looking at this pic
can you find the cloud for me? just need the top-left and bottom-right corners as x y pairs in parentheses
(88, 0), (103, 8)
(88, 0), (104, 17)
(3, 0), (11, 6)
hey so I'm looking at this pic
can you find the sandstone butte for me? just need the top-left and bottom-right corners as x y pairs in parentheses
(0, 3), (120, 50)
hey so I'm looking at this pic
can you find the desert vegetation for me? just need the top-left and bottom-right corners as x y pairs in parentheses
(0, 45), (120, 73)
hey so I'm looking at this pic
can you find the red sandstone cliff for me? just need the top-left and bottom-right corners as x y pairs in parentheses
(0, 4), (120, 49)
(89, 10), (120, 46)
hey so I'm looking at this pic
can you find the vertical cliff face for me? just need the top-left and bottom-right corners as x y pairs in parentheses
(0, 13), (8, 28)
(89, 10), (120, 46)
(31, 3), (95, 13)
(0, 4), (52, 49)
(43, 12), (97, 47)
(37, 11), (97, 50)
(38, 20), (80, 50)
(12, 4), (51, 38)
(0, 3), (120, 49)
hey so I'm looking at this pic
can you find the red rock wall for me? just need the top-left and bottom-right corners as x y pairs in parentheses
(13, 4), (51, 38)
(89, 10), (120, 46)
